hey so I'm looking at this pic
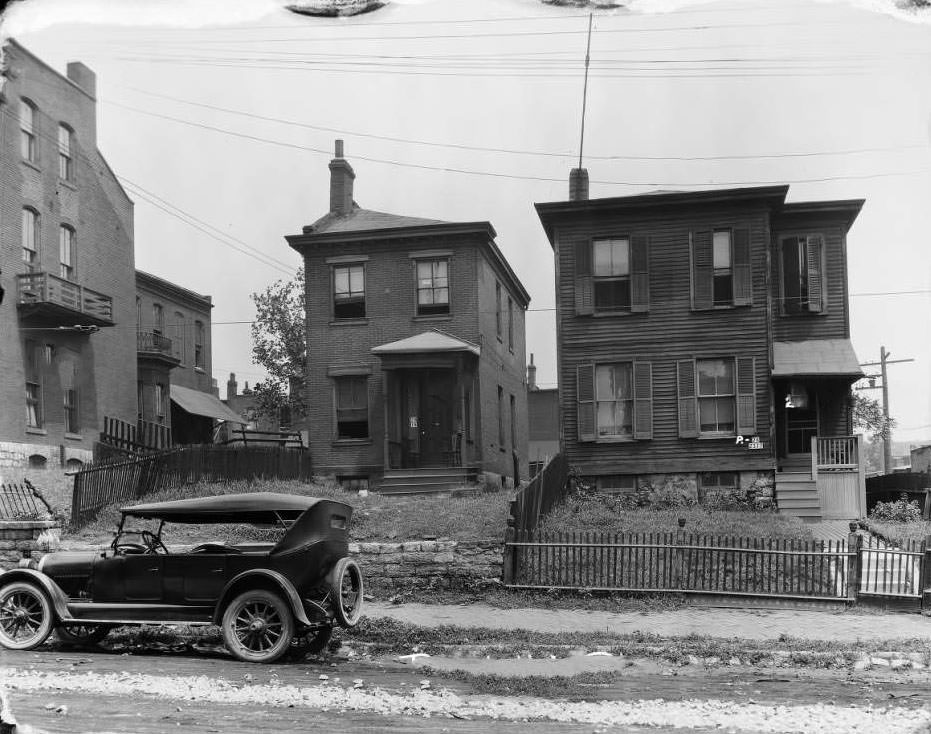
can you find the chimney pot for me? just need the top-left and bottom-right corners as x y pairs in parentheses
(569, 168), (589, 201)
(335, 139), (344, 158)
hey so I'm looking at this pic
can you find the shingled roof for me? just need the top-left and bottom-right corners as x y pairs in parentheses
(305, 206), (448, 235)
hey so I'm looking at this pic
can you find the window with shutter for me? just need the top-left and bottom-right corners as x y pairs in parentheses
(697, 357), (736, 435)
(574, 240), (594, 316)
(592, 238), (630, 312)
(781, 235), (826, 314)
(732, 227), (751, 305)
(578, 361), (652, 442)
(677, 359), (698, 438)
(630, 235), (650, 312)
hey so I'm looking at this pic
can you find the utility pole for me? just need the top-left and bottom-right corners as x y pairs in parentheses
(859, 346), (914, 474)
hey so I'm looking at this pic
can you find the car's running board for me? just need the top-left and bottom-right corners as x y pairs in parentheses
(64, 603), (214, 624)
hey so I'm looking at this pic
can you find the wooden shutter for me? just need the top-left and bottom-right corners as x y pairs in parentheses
(806, 235), (824, 313)
(574, 240), (594, 316)
(735, 356), (756, 436)
(576, 363), (595, 442)
(633, 361), (653, 440)
(677, 359), (698, 438)
(732, 227), (751, 306)
(630, 234), (650, 313)
(691, 231), (713, 310)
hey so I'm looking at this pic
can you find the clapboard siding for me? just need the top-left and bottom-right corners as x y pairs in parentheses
(553, 203), (773, 476)
(771, 215), (850, 342)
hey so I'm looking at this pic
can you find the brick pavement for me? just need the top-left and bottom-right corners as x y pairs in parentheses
(365, 601), (931, 642)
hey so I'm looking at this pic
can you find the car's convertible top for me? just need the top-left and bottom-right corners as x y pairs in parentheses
(121, 492), (333, 525)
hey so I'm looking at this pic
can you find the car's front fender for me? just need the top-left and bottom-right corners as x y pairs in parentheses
(0, 568), (72, 621)
(213, 569), (315, 628)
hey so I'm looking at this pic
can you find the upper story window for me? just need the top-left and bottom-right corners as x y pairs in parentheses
(24, 340), (42, 429)
(415, 259), (449, 316)
(154, 383), (166, 421)
(22, 208), (39, 271)
(174, 311), (186, 363)
(59, 225), (76, 281)
(20, 100), (36, 162)
(152, 303), (164, 335)
(333, 264), (365, 319)
(576, 235), (649, 315)
(691, 227), (751, 309)
(593, 238), (630, 311)
(495, 282), (503, 339)
(194, 320), (205, 369)
(712, 230), (733, 306)
(507, 296), (514, 351)
(58, 125), (74, 181)
(781, 234), (826, 314)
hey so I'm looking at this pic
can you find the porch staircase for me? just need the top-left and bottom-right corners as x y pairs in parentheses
(775, 459), (822, 522)
(378, 466), (480, 495)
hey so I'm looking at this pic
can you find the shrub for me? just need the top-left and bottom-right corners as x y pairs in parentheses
(870, 495), (922, 523)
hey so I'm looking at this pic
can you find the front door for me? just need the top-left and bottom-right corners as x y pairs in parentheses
(420, 370), (454, 465)
(786, 398), (819, 457)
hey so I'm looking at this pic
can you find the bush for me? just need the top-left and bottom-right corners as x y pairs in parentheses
(870, 495), (922, 523)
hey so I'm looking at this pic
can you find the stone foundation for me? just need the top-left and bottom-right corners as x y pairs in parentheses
(0, 440), (92, 470)
(0, 520), (61, 569)
(350, 539), (503, 590)
(599, 471), (776, 507)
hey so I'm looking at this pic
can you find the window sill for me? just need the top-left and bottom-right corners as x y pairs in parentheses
(697, 433), (737, 440)
(778, 311), (828, 318)
(193, 366), (206, 374)
(332, 438), (373, 447)
(329, 319), (370, 327)
(58, 179), (77, 192)
(591, 309), (635, 317)
(25, 427), (47, 436)
(593, 436), (636, 443)
(21, 159), (41, 174)
(412, 314), (451, 322)
(64, 432), (83, 441)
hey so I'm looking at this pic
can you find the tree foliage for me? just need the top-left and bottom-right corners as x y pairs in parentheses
(250, 268), (306, 421)
(851, 392), (895, 440)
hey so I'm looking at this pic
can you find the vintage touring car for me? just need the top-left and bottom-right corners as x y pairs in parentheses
(0, 492), (363, 663)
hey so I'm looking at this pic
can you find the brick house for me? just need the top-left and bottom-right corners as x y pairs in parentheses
(0, 40), (136, 470)
(536, 172), (867, 520)
(287, 142), (530, 492)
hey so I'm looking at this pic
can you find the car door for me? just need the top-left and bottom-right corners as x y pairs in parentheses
(122, 555), (165, 602)
(163, 554), (230, 605)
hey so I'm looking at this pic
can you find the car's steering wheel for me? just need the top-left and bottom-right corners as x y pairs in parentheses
(114, 542), (149, 555)
(140, 530), (169, 555)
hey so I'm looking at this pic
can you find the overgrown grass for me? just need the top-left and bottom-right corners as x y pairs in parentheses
(68, 477), (512, 544)
(538, 494), (815, 542)
(866, 519), (931, 545)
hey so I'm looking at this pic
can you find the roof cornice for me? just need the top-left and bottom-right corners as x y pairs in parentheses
(136, 270), (213, 311)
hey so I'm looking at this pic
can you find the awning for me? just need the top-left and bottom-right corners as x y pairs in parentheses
(372, 329), (481, 356)
(772, 339), (864, 380)
(170, 384), (246, 423)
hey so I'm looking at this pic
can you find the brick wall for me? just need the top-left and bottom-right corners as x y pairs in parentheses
(350, 539), (504, 590)
(0, 40), (136, 466)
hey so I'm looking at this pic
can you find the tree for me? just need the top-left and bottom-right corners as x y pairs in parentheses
(851, 392), (896, 475)
(250, 268), (306, 423)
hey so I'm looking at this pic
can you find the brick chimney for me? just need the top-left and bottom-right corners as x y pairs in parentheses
(329, 139), (355, 215)
(66, 61), (96, 98)
(227, 372), (237, 401)
(527, 353), (538, 391)
(569, 167), (589, 201)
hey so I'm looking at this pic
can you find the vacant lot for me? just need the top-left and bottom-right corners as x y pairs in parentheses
(68, 478), (513, 544)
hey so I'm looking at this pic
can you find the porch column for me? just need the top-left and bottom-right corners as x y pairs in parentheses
(382, 370), (391, 471)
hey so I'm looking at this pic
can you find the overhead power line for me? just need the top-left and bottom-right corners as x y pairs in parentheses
(100, 99), (930, 187)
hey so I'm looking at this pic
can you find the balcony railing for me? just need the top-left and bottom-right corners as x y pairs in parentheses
(137, 330), (174, 357)
(16, 272), (114, 326)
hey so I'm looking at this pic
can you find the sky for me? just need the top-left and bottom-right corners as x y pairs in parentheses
(2, 0), (930, 446)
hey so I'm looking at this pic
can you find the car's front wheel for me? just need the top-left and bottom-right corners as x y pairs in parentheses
(0, 581), (54, 650)
(56, 624), (112, 646)
(327, 557), (364, 627)
(221, 589), (295, 664)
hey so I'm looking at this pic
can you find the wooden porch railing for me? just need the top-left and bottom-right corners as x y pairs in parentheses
(815, 436), (859, 470)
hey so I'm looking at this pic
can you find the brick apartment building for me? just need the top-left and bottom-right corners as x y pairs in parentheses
(0, 40), (230, 468)
(536, 171), (867, 520)
(287, 142), (531, 492)
(0, 39), (136, 469)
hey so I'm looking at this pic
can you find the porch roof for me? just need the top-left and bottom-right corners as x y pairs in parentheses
(772, 339), (864, 379)
(170, 384), (246, 424)
(371, 329), (481, 356)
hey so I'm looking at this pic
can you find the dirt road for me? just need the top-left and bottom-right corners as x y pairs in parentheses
(3, 645), (931, 733)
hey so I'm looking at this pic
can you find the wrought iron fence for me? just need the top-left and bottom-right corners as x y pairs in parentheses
(0, 481), (54, 520)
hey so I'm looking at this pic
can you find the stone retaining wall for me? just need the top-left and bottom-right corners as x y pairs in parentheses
(349, 539), (504, 590)
(0, 520), (61, 569)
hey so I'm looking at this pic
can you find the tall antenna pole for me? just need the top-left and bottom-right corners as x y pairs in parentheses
(578, 12), (593, 170)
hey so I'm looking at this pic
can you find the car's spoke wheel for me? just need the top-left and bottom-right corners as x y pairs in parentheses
(327, 558), (364, 628)
(56, 624), (111, 646)
(221, 589), (294, 664)
(0, 581), (54, 651)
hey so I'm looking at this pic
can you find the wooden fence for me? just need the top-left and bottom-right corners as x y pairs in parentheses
(71, 445), (313, 527)
(99, 415), (172, 454)
(507, 453), (570, 533)
(0, 481), (54, 520)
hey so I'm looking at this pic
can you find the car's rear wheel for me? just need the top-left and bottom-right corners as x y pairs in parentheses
(327, 558), (363, 627)
(222, 589), (295, 664)
(0, 581), (54, 650)
(56, 624), (111, 646)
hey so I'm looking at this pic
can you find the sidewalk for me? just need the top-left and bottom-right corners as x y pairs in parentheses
(364, 601), (931, 642)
